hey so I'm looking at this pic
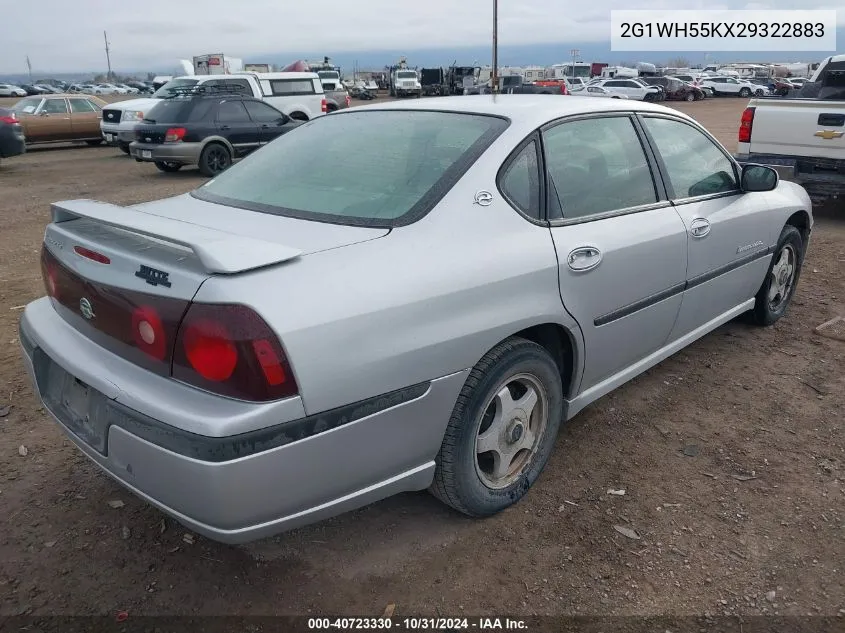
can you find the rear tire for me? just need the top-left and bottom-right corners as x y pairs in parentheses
(429, 337), (563, 517)
(154, 161), (182, 173)
(288, 112), (308, 122)
(749, 225), (804, 326)
(118, 142), (130, 155)
(198, 143), (231, 177)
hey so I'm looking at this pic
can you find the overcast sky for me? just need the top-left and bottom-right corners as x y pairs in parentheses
(2, 0), (842, 73)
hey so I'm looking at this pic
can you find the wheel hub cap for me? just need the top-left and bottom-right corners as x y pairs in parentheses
(508, 420), (525, 444)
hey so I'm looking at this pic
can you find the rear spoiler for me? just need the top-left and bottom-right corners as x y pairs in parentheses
(50, 199), (302, 274)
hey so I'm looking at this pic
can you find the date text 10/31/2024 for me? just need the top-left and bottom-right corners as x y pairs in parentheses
(307, 617), (529, 630)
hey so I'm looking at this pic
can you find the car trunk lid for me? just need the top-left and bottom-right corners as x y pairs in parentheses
(41, 197), (389, 377)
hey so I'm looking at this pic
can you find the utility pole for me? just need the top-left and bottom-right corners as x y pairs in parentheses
(26, 56), (32, 82)
(104, 30), (113, 81)
(491, 0), (498, 94)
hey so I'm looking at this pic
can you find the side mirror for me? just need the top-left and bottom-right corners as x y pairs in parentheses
(741, 163), (778, 192)
(40, 111), (49, 117)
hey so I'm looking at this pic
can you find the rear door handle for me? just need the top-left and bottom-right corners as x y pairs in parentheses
(567, 246), (602, 272)
(690, 218), (711, 238)
(818, 113), (845, 127)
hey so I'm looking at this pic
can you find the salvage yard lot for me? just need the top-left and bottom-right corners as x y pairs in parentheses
(0, 96), (843, 618)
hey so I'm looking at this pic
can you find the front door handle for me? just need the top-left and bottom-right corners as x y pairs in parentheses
(567, 246), (602, 272)
(690, 217), (711, 238)
(219, 125), (231, 130)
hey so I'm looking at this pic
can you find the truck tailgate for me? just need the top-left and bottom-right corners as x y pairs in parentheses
(749, 99), (845, 160)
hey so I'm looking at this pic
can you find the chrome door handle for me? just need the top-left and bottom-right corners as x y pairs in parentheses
(690, 218), (711, 238)
(567, 246), (602, 272)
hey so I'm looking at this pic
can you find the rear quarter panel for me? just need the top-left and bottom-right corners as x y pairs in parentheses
(192, 128), (581, 415)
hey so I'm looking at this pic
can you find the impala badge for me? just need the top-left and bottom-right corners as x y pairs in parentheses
(814, 130), (843, 140)
(474, 191), (494, 206)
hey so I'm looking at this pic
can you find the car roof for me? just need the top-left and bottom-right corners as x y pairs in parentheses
(348, 94), (693, 129)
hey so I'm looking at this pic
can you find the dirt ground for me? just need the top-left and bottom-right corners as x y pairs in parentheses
(0, 96), (843, 621)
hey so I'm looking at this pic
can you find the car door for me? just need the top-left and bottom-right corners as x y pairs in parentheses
(601, 80), (623, 97)
(214, 100), (260, 157)
(723, 78), (741, 94)
(639, 114), (776, 341)
(30, 98), (72, 141)
(242, 100), (293, 145)
(67, 97), (101, 139)
(620, 80), (643, 99)
(544, 114), (688, 393)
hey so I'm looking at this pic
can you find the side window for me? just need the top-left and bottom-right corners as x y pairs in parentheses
(643, 117), (738, 198)
(69, 99), (95, 113)
(216, 100), (251, 123)
(269, 79), (315, 96)
(499, 140), (541, 220)
(543, 116), (658, 220)
(86, 99), (102, 111)
(604, 81), (621, 87)
(43, 99), (68, 114)
(244, 100), (285, 123)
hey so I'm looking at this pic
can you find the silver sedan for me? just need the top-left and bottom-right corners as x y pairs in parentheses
(20, 96), (812, 543)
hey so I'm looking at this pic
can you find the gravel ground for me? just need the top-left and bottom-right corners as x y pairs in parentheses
(0, 96), (843, 620)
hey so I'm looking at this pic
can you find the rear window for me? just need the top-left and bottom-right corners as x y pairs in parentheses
(142, 100), (195, 123)
(269, 79), (315, 96)
(192, 110), (509, 227)
(11, 97), (42, 113)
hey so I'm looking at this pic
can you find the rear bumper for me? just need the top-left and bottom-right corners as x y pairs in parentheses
(735, 152), (845, 201)
(100, 122), (137, 146)
(0, 127), (26, 158)
(129, 141), (202, 165)
(19, 298), (466, 544)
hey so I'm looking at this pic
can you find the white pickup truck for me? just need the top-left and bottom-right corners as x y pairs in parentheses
(101, 72), (326, 153)
(735, 54), (845, 205)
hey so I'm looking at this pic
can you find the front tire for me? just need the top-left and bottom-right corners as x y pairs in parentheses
(198, 143), (231, 177)
(118, 142), (130, 155)
(685, 92), (695, 102)
(749, 225), (804, 326)
(739, 87), (752, 97)
(430, 337), (563, 517)
(86, 139), (103, 146)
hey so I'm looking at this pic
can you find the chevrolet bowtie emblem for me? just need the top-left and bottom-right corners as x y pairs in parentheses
(814, 130), (844, 140)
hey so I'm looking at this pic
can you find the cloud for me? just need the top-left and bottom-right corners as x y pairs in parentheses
(1, 0), (840, 73)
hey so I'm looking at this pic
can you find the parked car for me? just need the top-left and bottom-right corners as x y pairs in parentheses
(699, 76), (765, 97)
(0, 107), (26, 162)
(129, 88), (299, 175)
(0, 84), (27, 97)
(579, 85), (629, 99)
(19, 84), (48, 96)
(10, 94), (106, 145)
(643, 77), (706, 101)
(19, 96), (812, 544)
(101, 72), (326, 154)
(114, 83), (139, 94)
(588, 78), (662, 101)
(34, 84), (62, 94)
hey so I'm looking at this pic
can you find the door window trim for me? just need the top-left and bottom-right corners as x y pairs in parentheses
(541, 112), (672, 227)
(495, 132), (547, 226)
(636, 113), (742, 206)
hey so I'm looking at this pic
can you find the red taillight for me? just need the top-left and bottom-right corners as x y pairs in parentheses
(739, 106), (755, 143)
(73, 245), (111, 264)
(40, 252), (59, 299)
(173, 303), (298, 401)
(321, 98), (328, 113)
(182, 318), (238, 382)
(0, 115), (17, 124)
(164, 127), (186, 142)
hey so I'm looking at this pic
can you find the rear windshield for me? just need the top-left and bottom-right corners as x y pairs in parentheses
(152, 78), (199, 98)
(142, 99), (208, 123)
(11, 97), (43, 113)
(192, 110), (508, 227)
